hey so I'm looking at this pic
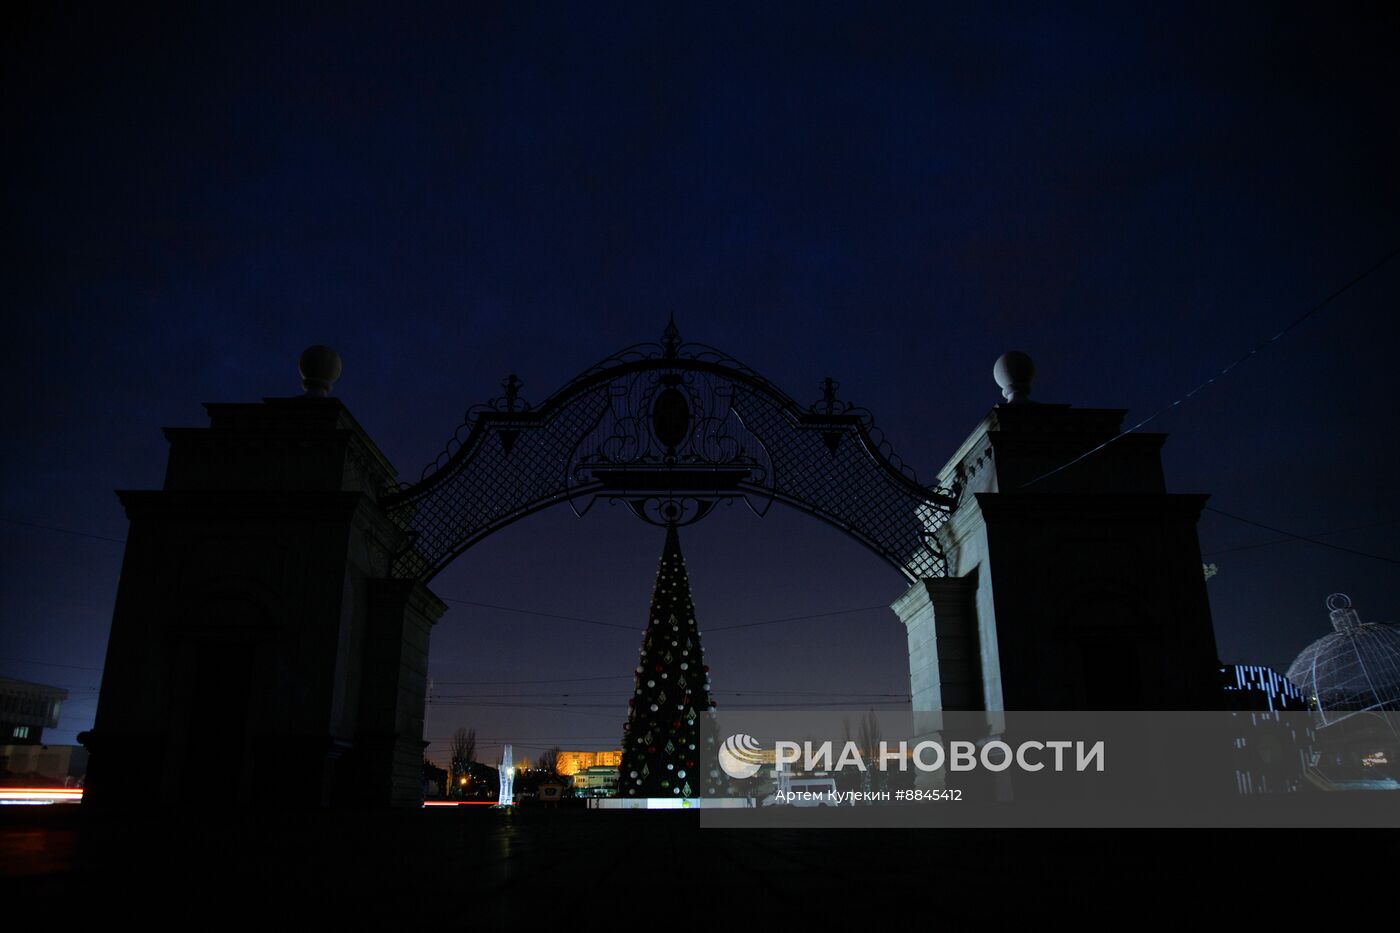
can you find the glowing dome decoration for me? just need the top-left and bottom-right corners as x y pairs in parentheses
(1285, 594), (1400, 726)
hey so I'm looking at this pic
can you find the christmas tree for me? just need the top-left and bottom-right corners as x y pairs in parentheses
(620, 525), (717, 798)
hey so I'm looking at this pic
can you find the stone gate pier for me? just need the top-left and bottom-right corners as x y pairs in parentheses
(85, 356), (444, 808)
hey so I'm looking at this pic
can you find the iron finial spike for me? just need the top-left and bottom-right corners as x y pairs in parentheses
(501, 374), (522, 412)
(661, 313), (681, 358)
(820, 376), (839, 415)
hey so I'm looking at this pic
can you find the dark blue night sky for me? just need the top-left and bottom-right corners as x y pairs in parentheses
(3, 3), (1397, 762)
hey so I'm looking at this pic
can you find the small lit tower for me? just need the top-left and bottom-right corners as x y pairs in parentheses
(620, 526), (716, 798)
(497, 744), (514, 806)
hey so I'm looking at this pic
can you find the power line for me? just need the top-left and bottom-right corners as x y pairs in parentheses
(707, 605), (887, 631)
(424, 734), (623, 741)
(0, 505), (894, 636)
(0, 656), (104, 673)
(1203, 518), (1400, 557)
(432, 675), (632, 686)
(10, 241), (1400, 623)
(426, 699), (911, 709)
(1022, 245), (1400, 488)
(0, 516), (126, 544)
(426, 702), (623, 721)
(436, 597), (638, 631)
(722, 683), (907, 689)
(429, 689), (911, 699)
(432, 741), (584, 753)
(1203, 506), (1400, 566)
(430, 692), (645, 699)
(436, 597), (891, 633)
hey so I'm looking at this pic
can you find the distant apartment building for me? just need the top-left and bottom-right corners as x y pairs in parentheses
(0, 677), (68, 744)
(0, 677), (87, 786)
(555, 749), (622, 776)
(1219, 664), (1313, 794)
(0, 744), (88, 787)
(572, 765), (619, 796)
(1219, 664), (1310, 712)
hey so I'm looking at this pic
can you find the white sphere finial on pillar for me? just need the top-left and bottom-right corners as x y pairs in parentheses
(299, 345), (342, 397)
(993, 350), (1034, 403)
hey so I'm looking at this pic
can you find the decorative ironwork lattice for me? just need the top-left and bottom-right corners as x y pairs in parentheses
(382, 320), (957, 582)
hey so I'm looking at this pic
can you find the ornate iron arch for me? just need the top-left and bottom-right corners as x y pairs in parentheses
(382, 319), (959, 582)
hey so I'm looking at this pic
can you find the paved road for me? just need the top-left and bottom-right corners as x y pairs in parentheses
(2, 805), (1391, 919)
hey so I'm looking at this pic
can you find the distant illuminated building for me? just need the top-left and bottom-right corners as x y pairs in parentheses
(1, 678), (86, 789)
(1217, 665), (1313, 794)
(572, 765), (620, 796)
(1220, 664), (1309, 712)
(0, 678), (68, 745)
(555, 750), (623, 776)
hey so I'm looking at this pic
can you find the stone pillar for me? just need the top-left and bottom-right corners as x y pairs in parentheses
(893, 575), (990, 789)
(343, 579), (446, 808)
(891, 575), (983, 714)
(893, 357), (1220, 788)
(85, 355), (443, 808)
(918, 362), (1220, 711)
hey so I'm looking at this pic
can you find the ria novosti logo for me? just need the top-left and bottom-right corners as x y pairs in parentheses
(717, 733), (765, 779)
(717, 733), (1105, 776)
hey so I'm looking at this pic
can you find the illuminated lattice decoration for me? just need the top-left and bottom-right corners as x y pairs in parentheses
(497, 745), (514, 807)
(1285, 594), (1400, 726)
(382, 319), (957, 582)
